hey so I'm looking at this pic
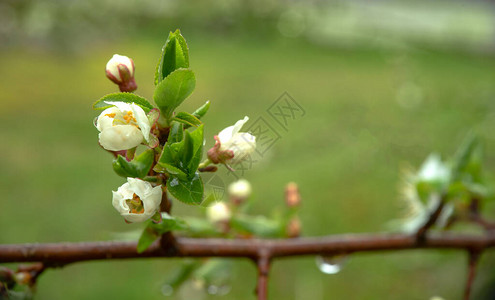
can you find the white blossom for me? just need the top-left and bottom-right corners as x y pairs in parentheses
(206, 202), (231, 223)
(96, 101), (151, 151)
(207, 116), (256, 165)
(228, 179), (252, 199)
(112, 178), (162, 223)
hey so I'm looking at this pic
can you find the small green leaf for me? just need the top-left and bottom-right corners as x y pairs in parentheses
(155, 30), (190, 85)
(192, 101), (210, 119)
(451, 133), (479, 180)
(186, 125), (204, 174)
(231, 215), (282, 238)
(155, 162), (188, 181)
(182, 217), (220, 236)
(167, 173), (204, 205)
(154, 69), (196, 120)
(112, 149), (154, 179)
(168, 122), (184, 144)
(137, 213), (188, 253)
(158, 125), (204, 178)
(93, 93), (154, 111)
(173, 112), (202, 127)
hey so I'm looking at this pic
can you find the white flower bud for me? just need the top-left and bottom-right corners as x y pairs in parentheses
(95, 101), (151, 151)
(206, 202), (231, 223)
(228, 179), (252, 199)
(105, 54), (137, 92)
(417, 154), (450, 183)
(112, 177), (162, 223)
(207, 116), (256, 165)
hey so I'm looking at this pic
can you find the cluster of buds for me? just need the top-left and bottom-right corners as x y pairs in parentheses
(285, 182), (301, 208)
(207, 117), (256, 168)
(105, 54), (137, 92)
(285, 182), (302, 237)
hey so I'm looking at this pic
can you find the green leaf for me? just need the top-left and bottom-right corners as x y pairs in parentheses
(173, 112), (202, 127)
(192, 101), (210, 119)
(231, 215), (282, 238)
(155, 29), (190, 85)
(168, 122), (184, 144)
(185, 125), (204, 173)
(153, 69), (196, 120)
(164, 260), (201, 291)
(158, 125), (204, 178)
(93, 93), (154, 112)
(167, 173), (204, 205)
(155, 162), (188, 181)
(451, 133), (480, 180)
(137, 213), (188, 253)
(182, 217), (220, 236)
(112, 149), (154, 179)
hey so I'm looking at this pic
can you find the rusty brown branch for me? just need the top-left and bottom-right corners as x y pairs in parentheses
(255, 250), (271, 300)
(464, 250), (481, 300)
(1, 232), (495, 264)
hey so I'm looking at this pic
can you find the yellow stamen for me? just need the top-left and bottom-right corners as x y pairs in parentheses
(105, 113), (116, 118)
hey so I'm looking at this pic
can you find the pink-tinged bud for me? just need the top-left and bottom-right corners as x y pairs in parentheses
(285, 182), (301, 207)
(286, 217), (301, 238)
(105, 54), (137, 92)
(207, 117), (256, 167)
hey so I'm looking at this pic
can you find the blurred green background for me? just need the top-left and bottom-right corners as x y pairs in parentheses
(1, 0), (495, 299)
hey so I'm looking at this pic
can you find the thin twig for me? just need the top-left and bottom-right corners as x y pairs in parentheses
(255, 250), (271, 300)
(416, 197), (445, 242)
(464, 250), (481, 300)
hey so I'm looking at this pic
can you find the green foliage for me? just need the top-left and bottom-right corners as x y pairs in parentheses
(155, 30), (190, 85)
(231, 214), (282, 238)
(153, 69), (196, 120)
(137, 213), (188, 253)
(112, 149), (154, 179)
(92, 93), (154, 112)
(192, 101), (210, 119)
(156, 125), (205, 204)
(172, 111), (202, 127)
(167, 173), (204, 205)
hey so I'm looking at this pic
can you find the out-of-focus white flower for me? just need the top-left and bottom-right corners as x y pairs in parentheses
(105, 54), (137, 92)
(96, 101), (151, 151)
(430, 297), (445, 300)
(417, 154), (450, 183)
(228, 179), (252, 199)
(112, 177), (162, 223)
(206, 202), (231, 223)
(207, 116), (256, 165)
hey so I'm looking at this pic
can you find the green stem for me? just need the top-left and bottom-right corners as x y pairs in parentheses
(198, 159), (212, 169)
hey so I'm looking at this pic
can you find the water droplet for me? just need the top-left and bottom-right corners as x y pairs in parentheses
(206, 284), (231, 296)
(315, 254), (348, 274)
(161, 284), (174, 296)
(170, 177), (179, 187)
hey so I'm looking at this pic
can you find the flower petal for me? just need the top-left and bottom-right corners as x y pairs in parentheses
(131, 103), (151, 142)
(98, 125), (143, 151)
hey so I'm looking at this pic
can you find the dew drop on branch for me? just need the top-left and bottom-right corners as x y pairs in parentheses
(315, 254), (348, 275)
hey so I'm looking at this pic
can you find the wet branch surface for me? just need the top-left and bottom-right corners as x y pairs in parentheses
(1, 232), (495, 264)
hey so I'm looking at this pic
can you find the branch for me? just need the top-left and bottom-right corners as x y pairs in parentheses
(464, 250), (481, 300)
(1, 232), (495, 264)
(255, 250), (271, 300)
